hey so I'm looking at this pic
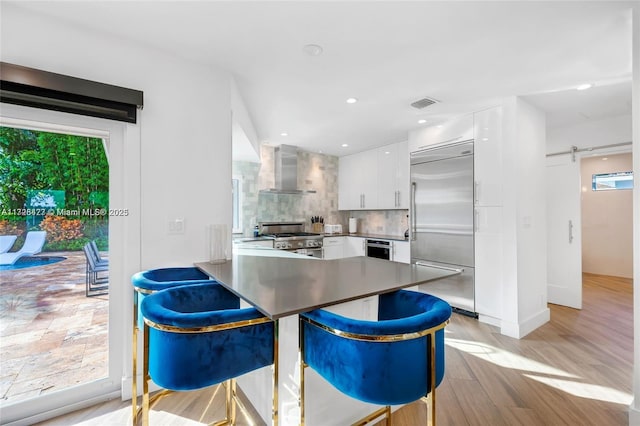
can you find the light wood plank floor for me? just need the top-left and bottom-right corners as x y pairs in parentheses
(37, 273), (632, 425)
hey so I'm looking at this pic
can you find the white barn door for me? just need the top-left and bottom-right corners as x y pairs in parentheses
(546, 154), (582, 309)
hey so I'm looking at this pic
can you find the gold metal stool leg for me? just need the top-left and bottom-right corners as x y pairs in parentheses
(132, 292), (138, 425)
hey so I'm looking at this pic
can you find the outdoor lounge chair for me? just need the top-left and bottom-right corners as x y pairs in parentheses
(0, 231), (47, 265)
(0, 235), (17, 254)
(83, 243), (108, 296)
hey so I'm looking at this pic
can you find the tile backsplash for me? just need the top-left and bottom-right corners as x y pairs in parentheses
(346, 210), (409, 237)
(233, 145), (348, 236)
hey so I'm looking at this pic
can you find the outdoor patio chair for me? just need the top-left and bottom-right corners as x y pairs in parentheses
(0, 235), (17, 254)
(0, 231), (47, 265)
(83, 243), (108, 297)
(89, 240), (108, 267)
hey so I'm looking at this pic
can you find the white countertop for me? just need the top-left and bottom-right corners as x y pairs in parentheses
(195, 247), (456, 319)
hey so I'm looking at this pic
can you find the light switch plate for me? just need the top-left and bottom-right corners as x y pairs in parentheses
(168, 218), (185, 234)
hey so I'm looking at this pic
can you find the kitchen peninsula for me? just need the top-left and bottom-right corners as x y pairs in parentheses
(195, 247), (457, 425)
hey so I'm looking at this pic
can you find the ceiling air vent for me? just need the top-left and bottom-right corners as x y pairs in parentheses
(410, 97), (439, 109)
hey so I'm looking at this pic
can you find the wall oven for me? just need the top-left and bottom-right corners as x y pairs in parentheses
(366, 239), (391, 260)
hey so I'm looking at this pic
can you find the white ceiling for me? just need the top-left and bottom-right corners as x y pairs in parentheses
(8, 1), (634, 156)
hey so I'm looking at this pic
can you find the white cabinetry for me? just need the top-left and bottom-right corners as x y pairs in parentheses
(472, 106), (503, 322)
(408, 114), (474, 153)
(322, 237), (345, 260)
(339, 141), (408, 210)
(391, 240), (410, 264)
(344, 237), (366, 258)
(474, 107), (502, 207)
(338, 150), (378, 210)
(377, 141), (409, 209)
(474, 206), (503, 320)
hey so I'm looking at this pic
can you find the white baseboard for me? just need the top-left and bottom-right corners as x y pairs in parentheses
(2, 390), (121, 426)
(630, 404), (640, 426)
(500, 308), (550, 339)
(519, 308), (550, 338)
(478, 314), (501, 327)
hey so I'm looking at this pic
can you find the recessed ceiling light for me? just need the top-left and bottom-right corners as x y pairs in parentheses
(384, 151), (390, 155)
(577, 83), (594, 91)
(436, 125), (443, 128)
(482, 138), (489, 141)
(280, 132), (288, 137)
(418, 119), (427, 124)
(303, 44), (323, 56)
(346, 98), (358, 104)
(341, 143), (349, 147)
(602, 157), (608, 161)
(318, 150), (323, 153)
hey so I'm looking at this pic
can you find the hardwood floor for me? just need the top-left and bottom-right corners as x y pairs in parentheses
(37, 273), (632, 425)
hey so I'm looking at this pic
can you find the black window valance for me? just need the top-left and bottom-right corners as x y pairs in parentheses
(0, 62), (143, 123)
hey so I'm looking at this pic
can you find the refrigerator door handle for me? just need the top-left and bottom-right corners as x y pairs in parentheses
(415, 261), (464, 274)
(411, 182), (417, 241)
(569, 220), (573, 243)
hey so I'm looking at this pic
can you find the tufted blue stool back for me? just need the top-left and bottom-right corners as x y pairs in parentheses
(300, 290), (451, 425)
(137, 282), (278, 425)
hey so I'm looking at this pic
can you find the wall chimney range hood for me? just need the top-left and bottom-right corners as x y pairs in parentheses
(259, 144), (316, 194)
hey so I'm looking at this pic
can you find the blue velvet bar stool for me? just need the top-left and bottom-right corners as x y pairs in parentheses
(140, 282), (278, 426)
(131, 267), (216, 423)
(299, 290), (451, 426)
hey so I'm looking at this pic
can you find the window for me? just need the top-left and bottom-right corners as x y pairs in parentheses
(232, 176), (242, 234)
(592, 171), (633, 191)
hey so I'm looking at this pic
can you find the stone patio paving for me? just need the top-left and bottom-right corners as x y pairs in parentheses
(0, 251), (108, 403)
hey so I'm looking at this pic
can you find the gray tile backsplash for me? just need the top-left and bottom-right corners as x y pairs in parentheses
(233, 145), (348, 236)
(346, 210), (409, 236)
(233, 144), (408, 238)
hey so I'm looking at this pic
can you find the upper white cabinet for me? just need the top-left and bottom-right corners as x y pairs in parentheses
(408, 114), (474, 153)
(377, 141), (409, 209)
(474, 107), (503, 207)
(339, 140), (408, 210)
(339, 149), (378, 210)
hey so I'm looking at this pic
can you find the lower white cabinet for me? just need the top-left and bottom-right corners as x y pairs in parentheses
(474, 206), (503, 320)
(322, 237), (345, 260)
(344, 236), (366, 258)
(392, 241), (410, 264)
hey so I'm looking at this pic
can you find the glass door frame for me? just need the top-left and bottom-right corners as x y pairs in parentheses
(0, 103), (141, 424)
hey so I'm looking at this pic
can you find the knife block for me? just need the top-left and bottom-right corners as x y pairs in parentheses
(312, 223), (323, 233)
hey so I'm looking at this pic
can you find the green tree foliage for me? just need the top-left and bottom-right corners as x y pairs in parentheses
(0, 127), (109, 212)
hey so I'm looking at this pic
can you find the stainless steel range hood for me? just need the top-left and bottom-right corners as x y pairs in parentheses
(259, 144), (316, 194)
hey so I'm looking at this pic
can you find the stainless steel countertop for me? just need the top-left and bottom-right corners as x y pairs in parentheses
(195, 248), (457, 319)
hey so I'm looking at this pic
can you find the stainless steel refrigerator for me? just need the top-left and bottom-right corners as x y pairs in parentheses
(410, 141), (476, 316)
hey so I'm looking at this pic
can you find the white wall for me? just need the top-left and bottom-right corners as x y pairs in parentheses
(501, 96), (550, 338)
(0, 0), (233, 413)
(1, 3), (232, 269)
(547, 114), (632, 153)
(581, 153), (633, 279)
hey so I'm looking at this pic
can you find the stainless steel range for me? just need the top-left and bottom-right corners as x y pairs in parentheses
(260, 222), (323, 257)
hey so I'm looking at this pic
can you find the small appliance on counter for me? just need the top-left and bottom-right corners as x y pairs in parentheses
(323, 224), (343, 234)
(349, 217), (358, 234)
